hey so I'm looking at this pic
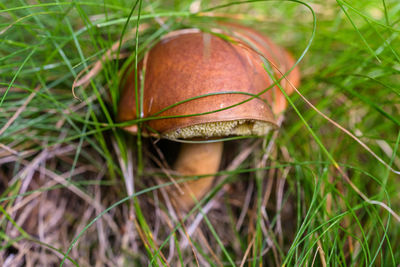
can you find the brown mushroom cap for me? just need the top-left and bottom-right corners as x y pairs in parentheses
(118, 28), (299, 139)
(227, 24), (300, 114)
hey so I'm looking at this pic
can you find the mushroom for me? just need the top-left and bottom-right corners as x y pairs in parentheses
(117, 26), (300, 210)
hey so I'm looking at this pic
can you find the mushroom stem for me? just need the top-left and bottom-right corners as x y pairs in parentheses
(172, 141), (223, 210)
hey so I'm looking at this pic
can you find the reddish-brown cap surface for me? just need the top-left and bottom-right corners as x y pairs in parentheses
(118, 27), (300, 137)
(226, 24), (300, 114)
